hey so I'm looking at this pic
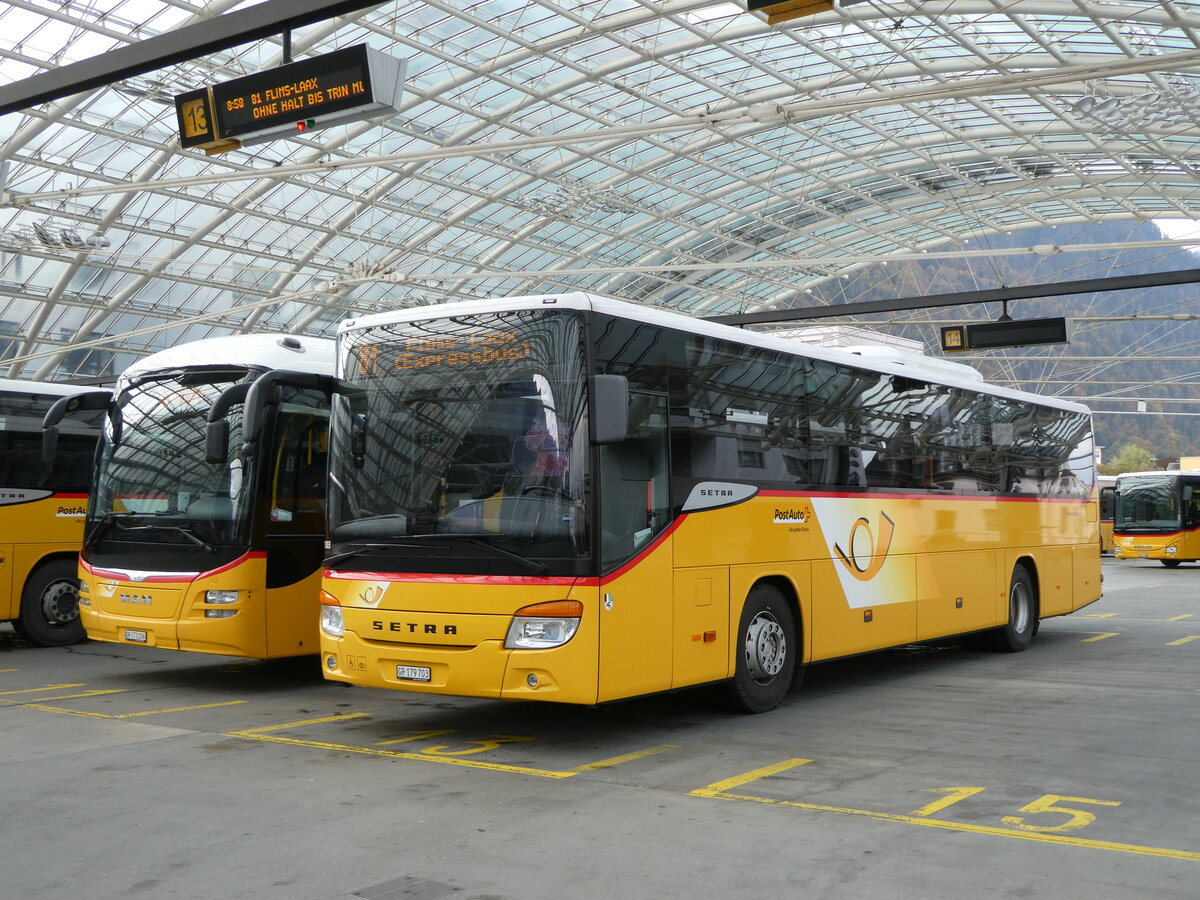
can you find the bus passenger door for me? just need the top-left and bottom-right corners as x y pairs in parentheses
(597, 393), (673, 703)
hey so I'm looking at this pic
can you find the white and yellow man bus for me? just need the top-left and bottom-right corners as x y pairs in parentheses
(318, 294), (1101, 712)
(1, 378), (105, 645)
(66, 335), (335, 657)
(1112, 470), (1200, 567)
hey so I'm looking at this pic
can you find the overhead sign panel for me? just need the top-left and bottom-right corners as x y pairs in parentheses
(941, 317), (1070, 352)
(174, 44), (405, 154)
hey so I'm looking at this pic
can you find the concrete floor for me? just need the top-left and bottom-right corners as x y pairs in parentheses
(2, 557), (1198, 899)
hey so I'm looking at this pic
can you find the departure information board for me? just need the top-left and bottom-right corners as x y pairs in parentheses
(174, 45), (404, 154)
(212, 46), (373, 139)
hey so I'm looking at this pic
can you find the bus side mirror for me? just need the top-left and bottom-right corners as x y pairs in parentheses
(42, 427), (58, 465)
(590, 374), (629, 445)
(350, 413), (368, 468)
(206, 420), (230, 464)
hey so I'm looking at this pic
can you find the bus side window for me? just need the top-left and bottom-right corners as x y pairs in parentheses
(599, 393), (668, 569)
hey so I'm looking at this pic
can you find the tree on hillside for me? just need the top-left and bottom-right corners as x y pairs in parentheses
(1101, 443), (1155, 475)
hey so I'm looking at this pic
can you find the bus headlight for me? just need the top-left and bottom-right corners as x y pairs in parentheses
(78, 581), (91, 607)
(1166, 545), (1178, 554)
(320, 591), (344, 637)
(205, 590), (239, 605)
(505, 600), (583, 649)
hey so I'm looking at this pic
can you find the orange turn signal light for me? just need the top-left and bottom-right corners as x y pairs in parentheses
(319, 590), (341, 606)
(515, 599), (583, 618)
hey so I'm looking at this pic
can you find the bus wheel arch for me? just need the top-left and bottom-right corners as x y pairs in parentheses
(725, 578), (800, 714)
(14, 556), (86, 647)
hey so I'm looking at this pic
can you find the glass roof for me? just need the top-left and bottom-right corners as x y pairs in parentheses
(3, 0), (1200, 386)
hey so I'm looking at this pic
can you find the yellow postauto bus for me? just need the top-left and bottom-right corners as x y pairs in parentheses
(318, 294), (1101, 712)
(1097, 474), (1116, 553)
(66, 334), (335, 658)
(1, 378), (104, 645)
(1112, 470), (1200, 567)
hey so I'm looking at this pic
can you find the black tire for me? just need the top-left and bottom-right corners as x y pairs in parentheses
(14, 559), (86, 647)
(1161, 559), (1182, 568)
(988, 564), (1037, 653)
(725, 583), (797, 714)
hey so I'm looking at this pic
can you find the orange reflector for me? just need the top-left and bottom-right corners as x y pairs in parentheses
(515, 599), (583, 618)
(703, 630), (717, 642)
(319, 590), (341, 606)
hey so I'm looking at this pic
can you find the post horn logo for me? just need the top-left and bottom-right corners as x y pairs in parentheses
(834, 511), (896, 582)
(358, 585), (385, 607)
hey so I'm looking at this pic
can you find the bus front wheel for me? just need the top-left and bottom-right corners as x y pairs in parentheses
(725, 583), (796, 714)
(1161, 559), (1182, 568)
(15, 559), (86, 647)
(988, 564), (1037, 653)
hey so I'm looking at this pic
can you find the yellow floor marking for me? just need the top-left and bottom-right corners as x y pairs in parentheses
(112, 701), (246, 718)
(690, 762), (1200, 862)
(227, 728), (578, 778)
(1079, 614), (1193, 623)
(0, 668), (17, 673)
(572, 744), (680, 771)
(13, 703), (112, 719)
(32, 689), (127, 702)
(1168, 615), (1195, 621)
(1166, 636), (1200, 647)
(0, 683), (85, 696)
(235, 712), (371, 735)
(1079, 632), (1120, 642)
(690, 758), (813, 796)
(375, 729), (457, 746)
(1080, 613), (1118, 619)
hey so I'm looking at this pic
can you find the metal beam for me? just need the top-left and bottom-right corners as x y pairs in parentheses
(0, 0), (384, 116)
(705, 268), (1200, 327)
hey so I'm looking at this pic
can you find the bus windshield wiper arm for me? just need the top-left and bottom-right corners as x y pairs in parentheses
(121, 524), (215, 553)
(322, 543), (409, 568)
(83, 512), (124, 549)
(401, 533), (548, 574)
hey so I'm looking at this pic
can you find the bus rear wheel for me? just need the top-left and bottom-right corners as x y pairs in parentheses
(725, 583), (796, 714)
(15, 559), (86, 647)
(987, 564), (1037, 653)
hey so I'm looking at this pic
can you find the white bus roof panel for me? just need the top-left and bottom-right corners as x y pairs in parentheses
(120, 334), (336, 385)
(339, 293), (1089, 416)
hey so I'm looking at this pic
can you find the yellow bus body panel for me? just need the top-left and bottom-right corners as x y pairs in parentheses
(1113, 529), (1200, 561)
(321, 576), (600, 704)
(319, 493), (1101, 704)
(78, 553), (320, 658)
(0, 495), (87, 619)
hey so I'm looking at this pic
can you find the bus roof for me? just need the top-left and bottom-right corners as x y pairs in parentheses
(121, 334), (336, 385)
(0, 377), (108, 398)
(340, 292), (1090, 416)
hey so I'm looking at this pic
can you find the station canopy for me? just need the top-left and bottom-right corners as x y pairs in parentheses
(3, 0), (1200, 382)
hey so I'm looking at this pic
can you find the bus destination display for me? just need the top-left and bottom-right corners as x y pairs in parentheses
(213, 46), (374, 140)
(173, 45), (405, 153)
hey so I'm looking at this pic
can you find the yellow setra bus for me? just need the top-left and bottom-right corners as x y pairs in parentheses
(1112, 470), (1200, 567)
(67, 335), (335, 658)
(317, 294), (1102, 712)
(1, 378), (105, 645)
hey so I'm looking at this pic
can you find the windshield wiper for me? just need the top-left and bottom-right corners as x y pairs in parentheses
(322, 543), (411, 568)
(325, 534), (548, 574)
(120, 524), (215, 553)
(400, 533), (548, 574)
(83, 512), (126, 549)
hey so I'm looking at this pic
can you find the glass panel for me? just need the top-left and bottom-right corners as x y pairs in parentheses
(330, 309), (589, 571)
(600, 392), (669, 570)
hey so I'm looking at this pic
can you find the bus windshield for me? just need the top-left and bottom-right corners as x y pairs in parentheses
(329, 309), (589, 573)
(89, 369), (253, 550)
(1115, 475), (1189, 533)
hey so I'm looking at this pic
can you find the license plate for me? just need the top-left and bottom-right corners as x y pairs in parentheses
(124, 629), (148, 643)
(396, 665), (431, 682)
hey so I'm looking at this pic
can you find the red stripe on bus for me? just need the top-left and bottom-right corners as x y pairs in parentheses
(758, 489), (1090, 504)
(82, 550), (267, 583)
